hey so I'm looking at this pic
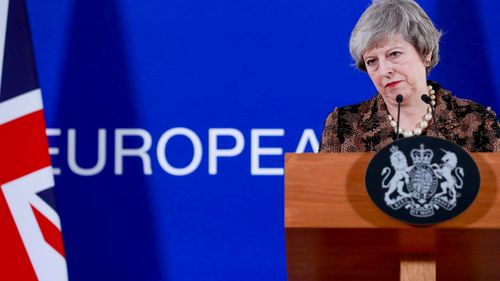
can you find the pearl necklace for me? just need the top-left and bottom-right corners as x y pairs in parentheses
(388, 85), (436, 138)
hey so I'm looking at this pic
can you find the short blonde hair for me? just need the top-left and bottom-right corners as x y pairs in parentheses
(349, 0), (442, 72)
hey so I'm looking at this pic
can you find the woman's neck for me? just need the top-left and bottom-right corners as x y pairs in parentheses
(385, 92), (430, 131)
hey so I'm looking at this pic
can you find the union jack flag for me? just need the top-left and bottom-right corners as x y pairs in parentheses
(0, 0), (68, 280)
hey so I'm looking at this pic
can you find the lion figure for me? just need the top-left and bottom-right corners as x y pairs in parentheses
(381, 148), (411, 204)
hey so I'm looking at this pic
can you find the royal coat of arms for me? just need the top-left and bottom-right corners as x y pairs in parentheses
(381, 144), (464, 217)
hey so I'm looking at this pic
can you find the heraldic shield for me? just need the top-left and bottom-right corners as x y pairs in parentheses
(365, 136), (480, 225)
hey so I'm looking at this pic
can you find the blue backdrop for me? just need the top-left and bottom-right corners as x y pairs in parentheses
(26, 0), (500, 280)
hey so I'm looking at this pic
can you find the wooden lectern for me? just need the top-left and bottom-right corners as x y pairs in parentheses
(285, 153), (500, 281)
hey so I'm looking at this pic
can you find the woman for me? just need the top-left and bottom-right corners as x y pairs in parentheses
(319, 0), (500, 152)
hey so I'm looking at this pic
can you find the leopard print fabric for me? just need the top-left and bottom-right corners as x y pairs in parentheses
(319, 81), (500, 152)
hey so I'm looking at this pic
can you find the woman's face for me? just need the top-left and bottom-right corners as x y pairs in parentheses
(362, 34), (430, 105)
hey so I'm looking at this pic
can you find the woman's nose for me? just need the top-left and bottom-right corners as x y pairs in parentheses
(378, 59), (394, 77)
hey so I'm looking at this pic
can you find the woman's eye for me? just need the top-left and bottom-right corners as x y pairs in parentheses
(389, 51), (402, 57)
(365, 59), (376, 66)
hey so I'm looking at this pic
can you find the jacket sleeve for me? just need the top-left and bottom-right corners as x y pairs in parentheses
(484, 108), (500, 152)
(318, 108), (341, 153)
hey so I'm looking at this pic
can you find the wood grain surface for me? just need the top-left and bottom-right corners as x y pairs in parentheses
(400, 255), (435, 281)
(285, 153), (500, 228)
(285, 153), (500, 281)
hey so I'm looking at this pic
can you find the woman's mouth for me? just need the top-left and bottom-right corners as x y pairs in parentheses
(385, 81), (402, 88)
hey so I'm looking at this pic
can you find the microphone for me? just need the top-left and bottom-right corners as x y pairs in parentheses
(420, 94), (431, 104)
(395, 94), (403, 140)
(421, 94), (438, 135)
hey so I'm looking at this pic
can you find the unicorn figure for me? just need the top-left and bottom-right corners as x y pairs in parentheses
(433, 149), (464, 204)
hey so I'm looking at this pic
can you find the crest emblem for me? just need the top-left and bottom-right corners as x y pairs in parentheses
(382, 144), (464, 217)
(365, 136), (479, 225)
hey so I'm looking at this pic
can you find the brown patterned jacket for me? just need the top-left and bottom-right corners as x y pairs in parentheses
(319, 81), (500, 152)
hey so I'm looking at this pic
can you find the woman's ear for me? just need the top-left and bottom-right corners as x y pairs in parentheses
(425, 52), (432, 62)
(423, 53), (432, 67)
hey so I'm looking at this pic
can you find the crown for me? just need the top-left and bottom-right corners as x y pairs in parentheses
(390, 146), (399, 154)
(410, 144), (433, 165)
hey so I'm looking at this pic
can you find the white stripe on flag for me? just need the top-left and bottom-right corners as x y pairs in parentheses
(0, 88), (43, 125)
(0, 0), (9, 97)
(2, 166), (68, 281)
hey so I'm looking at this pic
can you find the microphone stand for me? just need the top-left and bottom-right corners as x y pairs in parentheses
(396, 95), (403, 140)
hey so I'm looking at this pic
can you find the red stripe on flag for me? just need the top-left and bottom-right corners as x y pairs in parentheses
(31, 205), (66, 257)
(0, 110), (51, 185)
(0, 191), (38, 279)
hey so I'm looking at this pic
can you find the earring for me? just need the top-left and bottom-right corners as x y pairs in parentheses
(424, 60), (431, 67)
